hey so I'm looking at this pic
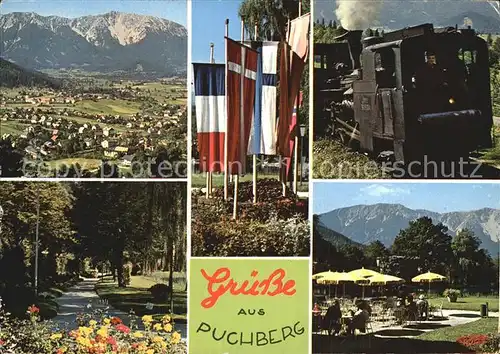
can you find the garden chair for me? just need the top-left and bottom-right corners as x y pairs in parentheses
(430, 301), (444, 319)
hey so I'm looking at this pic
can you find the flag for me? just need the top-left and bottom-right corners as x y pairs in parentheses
(245, 41), (279, 156)
(226, 37), (258, 175)
(277, 13), (310, 159)
(193, 63), (225, 173)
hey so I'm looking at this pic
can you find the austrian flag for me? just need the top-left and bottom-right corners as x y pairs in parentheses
(225, 37), (258, 175)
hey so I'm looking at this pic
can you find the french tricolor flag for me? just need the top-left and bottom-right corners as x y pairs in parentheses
(193, 63), (226, 173)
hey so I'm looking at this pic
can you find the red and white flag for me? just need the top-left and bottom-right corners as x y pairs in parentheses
(226, 37), (258, 175)
(277, 13), (310, 160)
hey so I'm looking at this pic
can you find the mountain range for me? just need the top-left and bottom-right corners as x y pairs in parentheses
(0, 11), (187, 76)
(315, 0), (500, 32)
(317, 203), (500, 255)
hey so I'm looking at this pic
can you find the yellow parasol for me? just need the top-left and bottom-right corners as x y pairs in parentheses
(369, 273), (405, 286)
(317, 272), (357, 297)
(348, 267), (380, 298)
(412, 271), (447, 293)
(312, 270), (337, 281)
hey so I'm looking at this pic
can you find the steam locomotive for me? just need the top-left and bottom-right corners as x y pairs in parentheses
(314, 23), (493, 163)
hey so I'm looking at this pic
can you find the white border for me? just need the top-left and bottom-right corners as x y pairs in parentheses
(186, 0), (193, 349)
(308, 2), (314, 353)
(0, 178), (188, 182)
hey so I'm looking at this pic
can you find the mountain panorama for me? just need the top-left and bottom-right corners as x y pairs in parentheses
(0, 11), (187, 75)
(317, 203), (500, 256)
(316, 0), (500, 32)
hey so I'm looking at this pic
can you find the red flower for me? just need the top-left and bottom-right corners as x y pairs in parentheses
(28, 305), (40, 314)
(110, 317), (122, 325)
(115, 324), (130, 334)
(0, 339), (5, 345)
(457, 334), (489, 349)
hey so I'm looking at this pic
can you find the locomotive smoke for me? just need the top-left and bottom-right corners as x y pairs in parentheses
(336, 0), (383, 30)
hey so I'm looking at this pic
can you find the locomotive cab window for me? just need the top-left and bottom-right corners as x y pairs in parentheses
(374, 49), (396, 88)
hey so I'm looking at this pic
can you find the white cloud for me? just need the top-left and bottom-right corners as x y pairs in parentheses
(360, 184), (410, 197)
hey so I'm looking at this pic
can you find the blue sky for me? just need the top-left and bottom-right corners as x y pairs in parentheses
(192, 0), (243, 63)
(1, 0), (187, 26)
(313, 182), (500, 215)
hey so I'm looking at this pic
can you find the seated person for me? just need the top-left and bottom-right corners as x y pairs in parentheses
(416, 294), (429, 320)
(346, 302), (370, 335)
(405, 295), (418, 321)
(323, 300), (342, 335)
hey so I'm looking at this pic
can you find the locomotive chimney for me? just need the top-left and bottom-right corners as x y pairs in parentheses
(347, 30), (363, 69)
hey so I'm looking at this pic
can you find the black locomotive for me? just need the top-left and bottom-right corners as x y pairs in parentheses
(314, 23), (493, 163)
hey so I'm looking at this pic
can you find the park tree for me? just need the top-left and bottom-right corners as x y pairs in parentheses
(392, 217), (453, 279)
(0, 139), (23, 177)
(0, 182), (75, 314)
(239, 0), (310, 41)
(365, 240), (390, 268)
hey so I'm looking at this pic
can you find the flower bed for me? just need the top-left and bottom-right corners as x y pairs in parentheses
(456, 333), (496, 352)
(192, 180), (310, 257)
(0, 306), (186, 354)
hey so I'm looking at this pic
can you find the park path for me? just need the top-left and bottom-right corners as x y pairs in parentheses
(51, 278), (187, 339)
(494, 116), (500, 126)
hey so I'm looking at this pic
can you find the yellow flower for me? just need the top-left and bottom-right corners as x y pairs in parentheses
(153, 323), (162, 331)
(96, 326), (108, 337)
(103, 318), (111, 325)
(171, 331), (181, 344)
(78, 326), (93, 337)
(50, 333), (63, 340)
(133, 331), (144, 338)
(163, 323), (173, 333)
(57, 346), (68, 353)
(142, 315), (153, 323)
(152, 336), (163, 343)
(89, 320), (97, 327)
(146, 350), (155, 354)
(162, 315), (171, 323)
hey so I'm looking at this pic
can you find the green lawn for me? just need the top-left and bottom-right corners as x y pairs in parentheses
(192, 172), (309, 192)
(313, 139), (390, 179)
(95, 274), (187, 322)
(477, 126), (500, 167)
(419, 317), (497, 341)
(429, 296), (499, 312)
(313, 318), (498, 353)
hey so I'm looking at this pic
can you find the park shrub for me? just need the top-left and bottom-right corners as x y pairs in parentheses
(192, 216), (310, 257)
(479, 333), (500, 353)
(149, 284), (171, 302)
(456, 334), (489, 351)
(0, 305), (185, 353)
(443, 288), (461, 302)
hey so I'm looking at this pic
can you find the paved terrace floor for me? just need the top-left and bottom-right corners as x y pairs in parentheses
(314, 309), (498, 339)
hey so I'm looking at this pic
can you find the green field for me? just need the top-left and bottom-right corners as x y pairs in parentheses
(191, 172), (310, 192)
(428, 296), (499, 312)
(42, 158), (103, 171)
(419, 317), (497, 342)
(95, 274), (187, 321)
(0, 120), (31, 135)
(74, 99), (142, 115)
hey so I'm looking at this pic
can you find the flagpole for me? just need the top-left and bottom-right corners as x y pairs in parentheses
(206, 42), (215, 198)
(224, 19), (229, 200)
(252, 22), (258, 204)
(233, 19), (245, 220)
(281, 19), (291, 198)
